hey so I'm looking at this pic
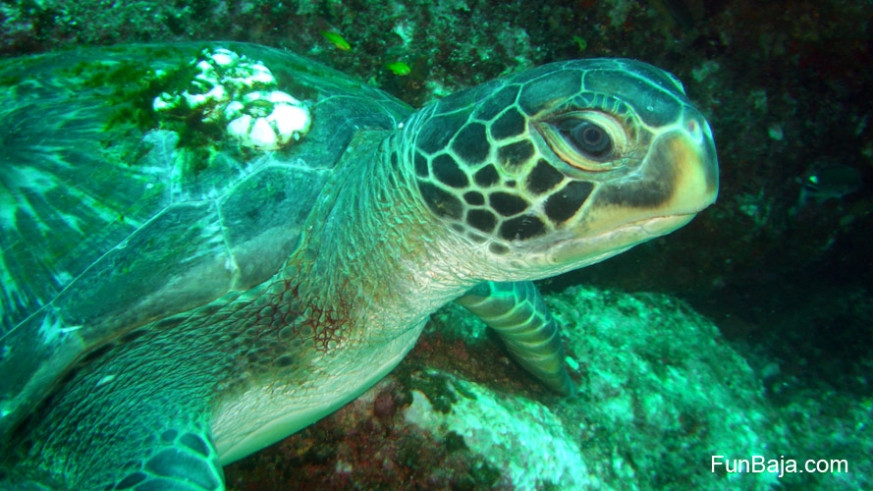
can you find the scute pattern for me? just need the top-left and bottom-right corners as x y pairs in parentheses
(411, 64), (574, 254)
(463, 191), (485, 205)
(526, 160), (565, 195)
(467, 209), (497, 233)
(497, 140), (535, 168)
(451, 122), (490, 164)
(409, 57), (700, 256)
(500, 215), (546, 240)
(489, 192), (528, 217)
(431, 154), (468, 188)
(489, 108), (526, 140)
(544, 181), (596, 223)
(474, 166), (500, 187)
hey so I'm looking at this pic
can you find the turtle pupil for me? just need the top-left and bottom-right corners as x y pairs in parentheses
(579, 126), (602, 146)
(562, 120), (612, 158)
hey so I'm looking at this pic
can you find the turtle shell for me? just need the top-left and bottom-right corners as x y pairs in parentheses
(0, 42), (411, 433)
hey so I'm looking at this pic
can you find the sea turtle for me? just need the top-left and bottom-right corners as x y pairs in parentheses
(0, 42), (718, 489)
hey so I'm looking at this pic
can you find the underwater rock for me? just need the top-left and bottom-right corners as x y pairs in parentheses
(403, 370), (594, 490)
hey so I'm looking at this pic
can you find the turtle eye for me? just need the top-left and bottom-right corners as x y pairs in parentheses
(538, 111), (627, 171)
(558, 119), (612, 159)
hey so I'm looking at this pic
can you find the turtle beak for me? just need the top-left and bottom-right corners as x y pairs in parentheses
(660, 117), (719, 213)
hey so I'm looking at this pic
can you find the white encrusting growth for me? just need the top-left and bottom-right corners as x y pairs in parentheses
(224, 91), (312, 151)
(153, 48), (312, 151)
(404, 372), (597, 490)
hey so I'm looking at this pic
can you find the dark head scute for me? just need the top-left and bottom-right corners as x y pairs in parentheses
(488, 242), (510, 255)
(518, 70), (582, 116)
(544, 181), (595, 224)
(180, 433), (212, 457)
(417, 181), (464, 220)
(474, 165), (500, 187)
(463, 191), (485, 205)
(499, 215), (546, 240)
(431, 154), (469, 188)
(489, 192), (529, 217)
(467, 209), (498, 233)
(526, 160), (564, 195)
(451, 122), (490, 165)
(115, 472), (148, 489)
(497, 140), (535, 168)
(490, 108), (527, 140)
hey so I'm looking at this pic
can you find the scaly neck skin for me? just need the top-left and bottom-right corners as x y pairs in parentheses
(286, 128), (480, 348)
(211, 134), (483, 463)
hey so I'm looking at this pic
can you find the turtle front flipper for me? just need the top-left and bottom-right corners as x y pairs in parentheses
(1, 321), (227, 490)
(455, 281), (575, 396)
(4, 421), (224, 491)
(115, 427), (225, 491)
(4, 419), (224, 491)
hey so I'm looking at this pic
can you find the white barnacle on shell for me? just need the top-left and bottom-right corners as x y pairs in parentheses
(152, 92), (177, 111)
(225, 90), (311, 151)
(209, 48), (239, 66)
(152, 48), (312, 151)
(153, 52), (230, 113)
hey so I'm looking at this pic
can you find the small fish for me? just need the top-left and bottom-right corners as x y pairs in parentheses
(385, 61), (411, 76)
(321, 31), (351, 51)
(797, 164), (863, 208)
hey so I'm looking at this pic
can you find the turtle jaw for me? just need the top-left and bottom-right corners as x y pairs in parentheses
(540, 213), (697, 274)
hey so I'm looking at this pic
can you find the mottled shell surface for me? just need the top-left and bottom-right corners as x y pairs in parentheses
(0, 42), (410, 428)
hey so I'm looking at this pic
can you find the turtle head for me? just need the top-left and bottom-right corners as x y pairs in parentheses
(403, 58), (718, 280)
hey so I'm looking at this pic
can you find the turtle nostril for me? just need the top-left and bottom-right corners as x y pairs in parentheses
(686, 119), (703, 143)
